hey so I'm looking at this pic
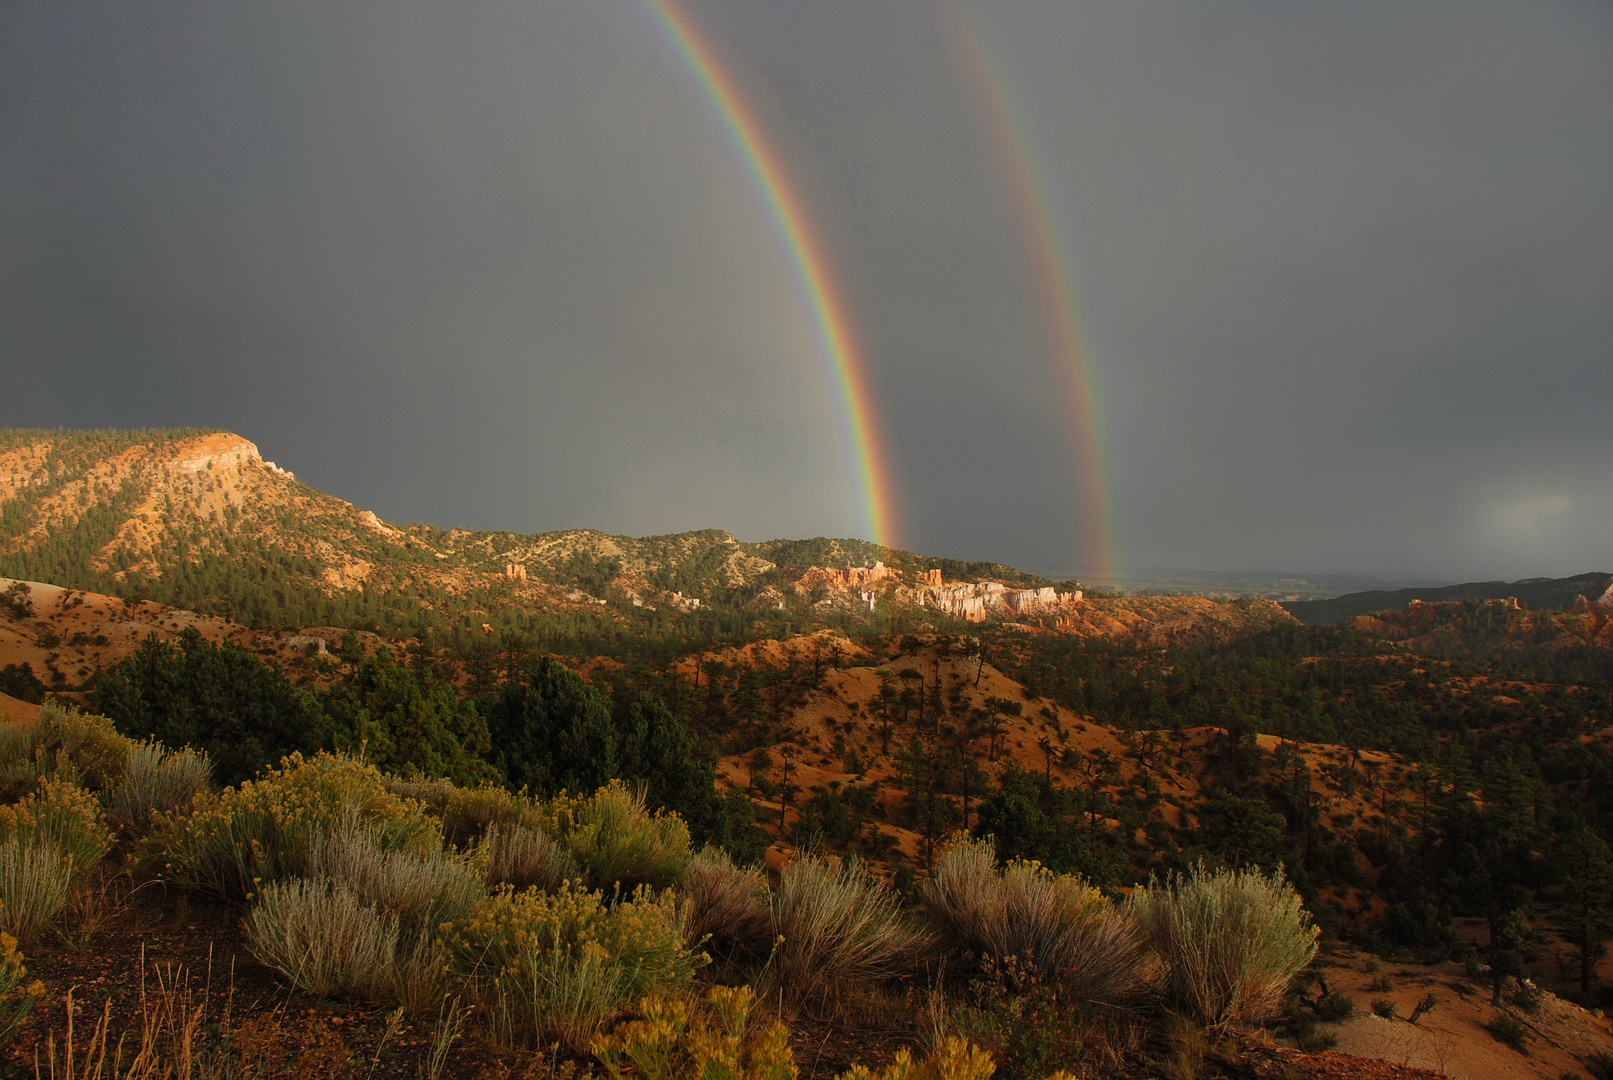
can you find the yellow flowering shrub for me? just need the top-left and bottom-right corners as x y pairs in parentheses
(0, 779), (115, 876)
(0, 909), (46, 1045)
(593, 985), (796, 1080)
(445, 880), (701, 1049)
(381, 775), (530, 848)
(836, 1039), (995, 1080)
(0, 702), (131, 800)
(144, 753), (440, 898)
(442, 782), (528, 847)
(535, 782), (691, 892)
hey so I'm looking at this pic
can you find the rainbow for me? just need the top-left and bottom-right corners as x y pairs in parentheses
(640, 0), (897, 549)
(943, 3), (1118, 584)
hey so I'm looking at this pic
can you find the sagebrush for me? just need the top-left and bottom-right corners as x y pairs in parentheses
(921, 836), (1153, 1005)
(1129, 863), (1318, 1029)
(769, 854), (926, 1015)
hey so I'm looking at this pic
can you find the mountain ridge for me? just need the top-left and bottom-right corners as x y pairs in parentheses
(1281, 572), (1613, 624)
(0, 427), (1289, 650)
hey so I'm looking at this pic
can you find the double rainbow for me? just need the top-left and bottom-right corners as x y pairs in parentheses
(641, 0), (897, 550)
(642, 1), (1117, 579)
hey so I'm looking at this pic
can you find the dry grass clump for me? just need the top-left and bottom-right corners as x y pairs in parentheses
(680, 846), (772, 965)
(445, 881), (699, 1050)
(246, 878), (401, 999)
(109, 740), (212, 830)
(0, 840), (73, 944)
(536, 782), (691, 893)
(483, 823), (578, 892)
(921, 837), (1153, 1006)
(0, 779), (115, 877)
(144, 752), (439, 898)
(32, 961), (361, 1079)
(769, 854), (926, 1016)
(1129, 862), (1318, 1030)
(0, 702), (131, 800)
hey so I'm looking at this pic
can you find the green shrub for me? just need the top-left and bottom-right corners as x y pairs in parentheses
(0, 780), (114, 876)
(1371, 997), (1397, 1020)
(0, 916), (45, 1045)
(445, 881), (699, 1050)
(109, 740), (212, 830)
(680, 846), (772, 965)
(1314, 991), (1354, 1021)
(536, 782), (691, 893)
(1486, 1010), (1530, 1052)
(1129, 863), (1319, 1030)
(0, 702), (130, 799)
(945, 961), (1087, 1079)
(483, 823), (578, 892)
(144, 753), (440, 899)
(246, 878), (401, 999)
(769, 854), (926, 1015)
(0, 840), (72, 944)
(1585, 1051), (1613, 1080)
(920, 836), (1153, 1005)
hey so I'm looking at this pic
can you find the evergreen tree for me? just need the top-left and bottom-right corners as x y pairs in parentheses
(324, 646), (491, 784)
(615, 691), (722, 834)
(1555, 828), (1613, 994)
(974, 765), (1054, 862)
(95, 628), (327, 786)
(479, 655), (617, 795)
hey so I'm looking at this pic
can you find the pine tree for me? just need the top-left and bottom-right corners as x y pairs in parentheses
(1556, 828), (1613, 994)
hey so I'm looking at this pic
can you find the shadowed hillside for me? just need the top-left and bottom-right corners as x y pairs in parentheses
(1282, 573), (1612, 625)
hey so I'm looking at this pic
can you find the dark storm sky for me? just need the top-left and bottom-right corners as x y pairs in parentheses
(2, 0), (1609, 582)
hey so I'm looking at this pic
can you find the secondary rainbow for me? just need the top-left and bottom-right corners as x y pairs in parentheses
(640, 0), (897, 549)
(943, 3), (1118, 584)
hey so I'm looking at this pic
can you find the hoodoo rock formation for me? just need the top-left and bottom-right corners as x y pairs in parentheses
(791, 561), (1082, 623)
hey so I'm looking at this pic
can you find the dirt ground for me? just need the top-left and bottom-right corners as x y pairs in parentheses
(1301, 946), (1613, 1080)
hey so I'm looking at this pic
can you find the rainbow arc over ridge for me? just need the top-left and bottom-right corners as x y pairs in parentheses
(640, 0), (897, 550)
(943, 3), (1118, 584)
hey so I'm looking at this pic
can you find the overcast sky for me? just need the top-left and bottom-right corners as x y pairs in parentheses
(2, 0), (1609, 583)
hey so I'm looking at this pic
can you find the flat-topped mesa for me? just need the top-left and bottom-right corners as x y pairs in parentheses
(176, 434), (261, 473)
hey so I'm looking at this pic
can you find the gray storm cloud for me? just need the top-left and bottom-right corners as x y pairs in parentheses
(1, 0), (1608, 582)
